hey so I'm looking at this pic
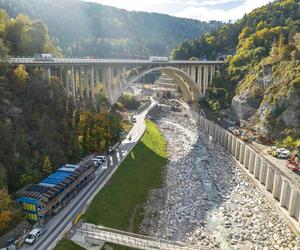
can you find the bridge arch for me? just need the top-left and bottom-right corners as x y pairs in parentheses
(123, 66), (200, 103)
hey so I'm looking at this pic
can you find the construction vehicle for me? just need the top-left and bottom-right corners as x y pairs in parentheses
(286, 154), (300, 171)
(268, 146), (279, 157)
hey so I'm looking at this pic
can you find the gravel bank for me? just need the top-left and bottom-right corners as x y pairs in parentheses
(140, 100), (299, 249)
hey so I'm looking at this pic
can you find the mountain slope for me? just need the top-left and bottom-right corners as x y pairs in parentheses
(172, 0), (300, 144)
(0, 0), (222, 57)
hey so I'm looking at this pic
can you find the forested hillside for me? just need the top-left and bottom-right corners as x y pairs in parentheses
(0, 0), (222, 58)
(0, 10), (122, 235)
(172, 0), (300, 146)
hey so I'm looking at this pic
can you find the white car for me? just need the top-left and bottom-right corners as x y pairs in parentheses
(95, 155), (106, 162)
(102, 163), (108, 170)
(25, 227), (46, 245)
(277, 148), (291, 159)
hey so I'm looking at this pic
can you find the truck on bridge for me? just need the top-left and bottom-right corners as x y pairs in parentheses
(149, 56), (169, 62)
(34, 53), (54, 61)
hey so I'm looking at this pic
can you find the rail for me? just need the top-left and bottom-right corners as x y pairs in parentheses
(5, 58), (224, 66)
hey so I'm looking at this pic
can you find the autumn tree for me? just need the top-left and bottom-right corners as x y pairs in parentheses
(0, 188), (13, 234)
(42, 156), (54, 175)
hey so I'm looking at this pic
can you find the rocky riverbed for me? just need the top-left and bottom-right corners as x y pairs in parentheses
(140, 99), (299, 249)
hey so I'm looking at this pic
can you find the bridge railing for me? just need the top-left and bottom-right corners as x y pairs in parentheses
(81, 223), (185, 246)
(6, 58), (224, 65)
(76, 223), (196, 250)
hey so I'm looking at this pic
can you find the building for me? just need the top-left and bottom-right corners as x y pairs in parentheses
(143, 73), (181, 99)
(17, 162), (95, 224)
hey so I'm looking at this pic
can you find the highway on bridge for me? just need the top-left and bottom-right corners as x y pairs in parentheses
(7, 57), (223, 66)
(21, 98), (157, 250)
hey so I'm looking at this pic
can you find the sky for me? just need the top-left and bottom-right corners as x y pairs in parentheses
(82, 0), (274, 22)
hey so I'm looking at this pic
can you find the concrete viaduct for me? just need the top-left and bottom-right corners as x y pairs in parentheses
(8, 58), (223, 104)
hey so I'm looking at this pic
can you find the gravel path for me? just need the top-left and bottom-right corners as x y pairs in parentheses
(140, 100), (299, 250)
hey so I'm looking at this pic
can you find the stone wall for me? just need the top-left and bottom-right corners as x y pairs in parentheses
(197, 116), (300, 233)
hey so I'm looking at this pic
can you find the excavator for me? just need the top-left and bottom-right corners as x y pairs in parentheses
(286, 153), (300, 171)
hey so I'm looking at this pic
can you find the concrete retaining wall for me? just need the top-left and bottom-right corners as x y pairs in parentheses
(197, 116), (300, 233)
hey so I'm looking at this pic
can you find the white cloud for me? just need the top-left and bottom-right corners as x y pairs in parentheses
(185, 0), (238, 7)
(175, 0), (273, 21)
(83, 0), (274, 21)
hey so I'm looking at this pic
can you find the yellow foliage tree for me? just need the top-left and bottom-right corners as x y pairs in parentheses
(42, 156), (54, 175)
(13, 64), (28, 86)
(0, 210), (13, 233)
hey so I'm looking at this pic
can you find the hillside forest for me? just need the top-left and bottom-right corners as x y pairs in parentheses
(0, 0), (222, 58)
(172, 0), (300, 148)
(0, 10), (124, 235)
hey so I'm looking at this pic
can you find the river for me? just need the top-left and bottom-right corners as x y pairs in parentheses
(140, 99), (298, 249)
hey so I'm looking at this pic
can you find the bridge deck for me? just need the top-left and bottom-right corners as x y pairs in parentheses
(76, 223), (197, 250)
(6, 58), (223, 66)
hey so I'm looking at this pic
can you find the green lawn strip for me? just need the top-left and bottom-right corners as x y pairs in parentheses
(54, 239), (84, 250)
(54, 120), (167, 250)
(83, 119), (167, 231)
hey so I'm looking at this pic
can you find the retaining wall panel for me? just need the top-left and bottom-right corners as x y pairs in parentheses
(259, 161), (267, 185)
(266, 167), (275, 192)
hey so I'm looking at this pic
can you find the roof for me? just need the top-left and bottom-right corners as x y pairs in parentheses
(40, 171), (72, 186)
(29, 229), (40, 235)
(58, 164), (80, 172)
(17, 162), (95, 206)
(17, 196), (39, 205)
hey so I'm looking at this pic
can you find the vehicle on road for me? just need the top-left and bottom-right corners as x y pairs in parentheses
(268, 147), (291, 159)
(34, 53), (54, 61)
(93, 155), (106, 167)
(108, 146), (115, 154)
(228, 126), (240, 136)
(132, 117), (137, 123)
(108, 142), (120, 155)
(25, 226), (46, 245)
(102, 163), (108, 170)
(94, 155), (106, 161)
(286, 154), (300, 171)
(150, 56), (169, 62)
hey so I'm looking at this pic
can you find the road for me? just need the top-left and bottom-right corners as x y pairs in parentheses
(22, 98), (156, 250)
(7, 58), (223, 66)
(250, 141), (300, 189)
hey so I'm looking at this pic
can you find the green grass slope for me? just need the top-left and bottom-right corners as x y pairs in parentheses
(84, 120), (167, 230)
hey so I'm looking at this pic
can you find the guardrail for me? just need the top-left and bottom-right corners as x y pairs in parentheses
(6, 58), (224, 66)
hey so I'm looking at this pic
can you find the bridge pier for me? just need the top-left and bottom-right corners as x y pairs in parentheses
(64, 67), (70, 98)
(104, 66), (113, 103)
(197, 66), (203, 96)
(203, 66), (209, 95)
(79, 67), (84, 100)
(210, 66), (216, 84)
(95, 67), (100, 95)
(84, 67), (90, 99)
(70, 66), (76, 102)
(47, 67), (52, 83)
(90, 66), (95, 104)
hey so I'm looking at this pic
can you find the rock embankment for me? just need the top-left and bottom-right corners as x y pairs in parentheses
(140, 100), (299, 249)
